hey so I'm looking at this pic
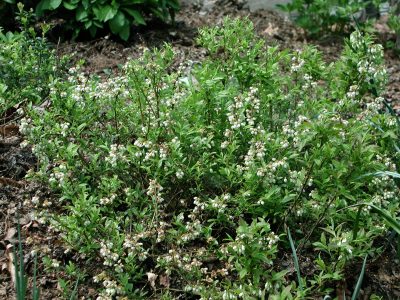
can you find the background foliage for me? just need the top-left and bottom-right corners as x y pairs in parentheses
(0, 0), (180, 40)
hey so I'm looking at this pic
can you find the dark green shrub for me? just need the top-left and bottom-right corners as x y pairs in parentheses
(278, 0), (379, 36)
(0, 0), (179, 41)
(37, 0), (179, 40)
(0, 0), (37, 30)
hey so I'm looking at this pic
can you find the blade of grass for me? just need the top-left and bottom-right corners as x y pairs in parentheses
(340, 203), (400, 235)
(69, 277), (80, 300)
(368, 204), (400, 235)
(370, 171), (400, 179)
(13, 218), (27, 300)
(287, 227), (303, 291)
(33, 253), (40, 300)
(351, 255), (367, 300)
(352, 205), (363, 241)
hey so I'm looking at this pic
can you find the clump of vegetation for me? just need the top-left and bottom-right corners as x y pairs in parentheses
(0, 0), (180, 40)
(16, 16), (399, 299)
(0, 4), (67, 117)
(278, 0), (379, 36)
(388, 1), (400, 51)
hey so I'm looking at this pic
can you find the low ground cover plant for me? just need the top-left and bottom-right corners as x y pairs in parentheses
(14, 17), (400, 299)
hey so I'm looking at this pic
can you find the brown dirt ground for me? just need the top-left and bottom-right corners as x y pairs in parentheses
(1, 1), (400, 299)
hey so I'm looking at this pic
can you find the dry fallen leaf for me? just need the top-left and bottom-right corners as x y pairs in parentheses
(4, 228), (16, 242)
(0, 124), (19, 138)
(159, 274), (170, 288)
(6, 244), (16, 285)
(262, 22), (279, 37)
(146, 272), (158, 290)
(0, 177), (25, 188)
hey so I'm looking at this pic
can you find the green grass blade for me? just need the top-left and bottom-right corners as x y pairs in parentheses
(33, 253), (40, 300)
(13, 218), (27, 300)
(368, 204), (400, 235)
(69, 277), (80, 300)
(344, 203), (400, 235)
(351, 255), (367, 300)
(352, 205), (362, 241)
(371, 171), (400, 179)
(287, 227), (303, 291)
(17, 222), (27, 300)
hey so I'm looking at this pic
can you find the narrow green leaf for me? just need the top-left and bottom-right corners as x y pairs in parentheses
(371, 171), (400, 179)
(69, 278), (80, 300)
(287, 227), (303, 291)
(351, 256), (367, 300)
(345, 203), (400, 235)
(33, 254), (40, 300)
(369, 204), (400, 235)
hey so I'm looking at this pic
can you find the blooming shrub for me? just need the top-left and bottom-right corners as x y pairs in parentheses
(23, 17), (399, 298)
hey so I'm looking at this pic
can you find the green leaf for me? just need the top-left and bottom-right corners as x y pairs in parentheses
(49, 0), (61, 9)
(109, 11), (126, 34)
(371, 171), (400, 179)
(346, 203), (400, 235)
(37, 0), (61, 12)
(76, 6), (88, 21)
(93, 5), (117, 22)
(63, 2), (78, 10)
(36, 0), (49, 15)
(239, 268), (248, 278)
(84, 20), (93, 30)
(81, 0), (89, 9)
(351, 256), (367, 300)
(123, 8), (146, 25)
(166, 0), (180, 10)
(369, 204), (400, 235)
(119, 25), (130, 41)
(288, 227), (303, 291)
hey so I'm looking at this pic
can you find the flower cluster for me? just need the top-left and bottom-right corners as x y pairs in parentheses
(94, 272), (125, 300)
(157, 248), (205, 275)
(105, 144), (126, 167)
(349, 31), (387, 89)
(291, 53), (305, 73)
(146, 179), (164, 204)
(123, 233), (148, 261)
(99, 241), (123, 273)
